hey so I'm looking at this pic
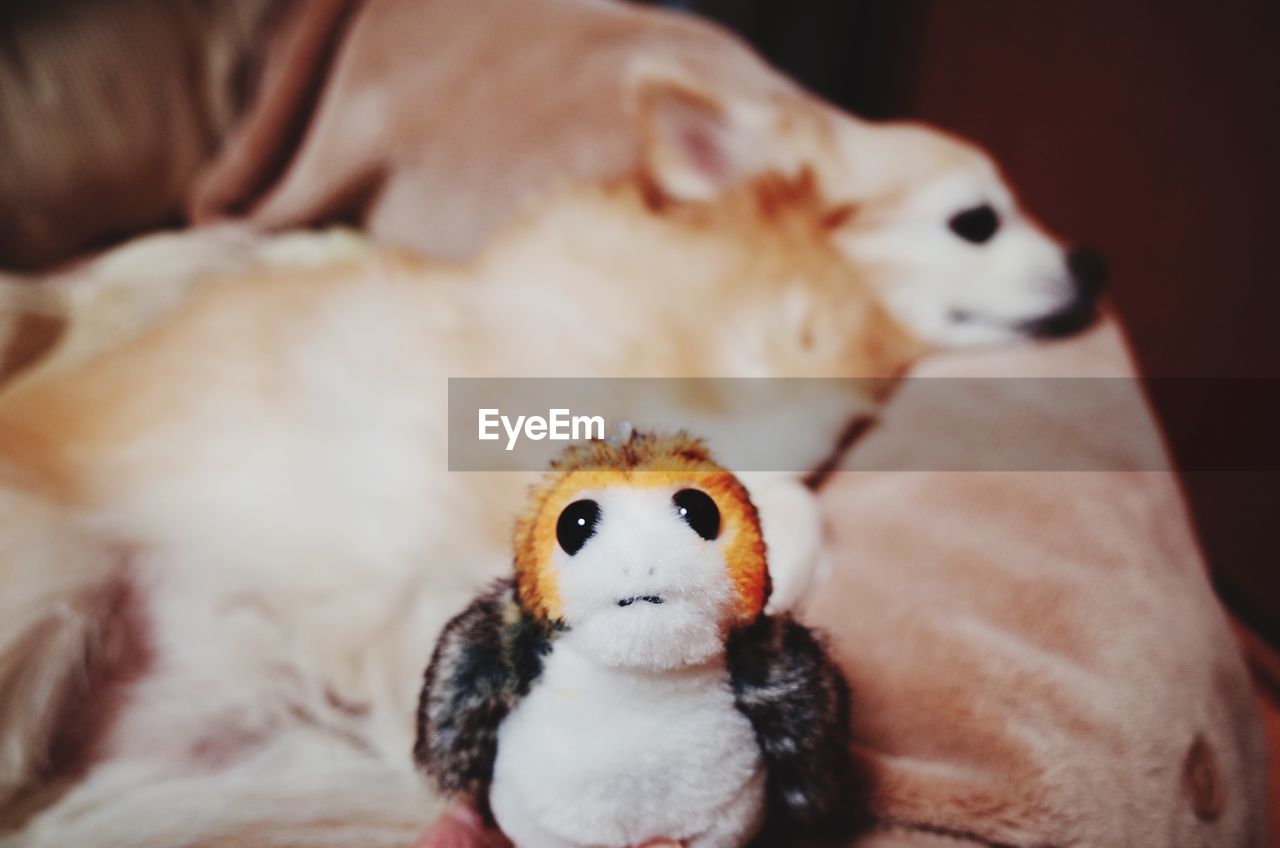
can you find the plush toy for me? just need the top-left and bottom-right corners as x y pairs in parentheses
(414, 431), (853, 848)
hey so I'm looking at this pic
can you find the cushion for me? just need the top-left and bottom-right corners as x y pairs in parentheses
(811, 318), (1268, 846)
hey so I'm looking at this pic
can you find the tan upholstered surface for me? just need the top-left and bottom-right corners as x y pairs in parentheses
(809, 319), (1268, 846)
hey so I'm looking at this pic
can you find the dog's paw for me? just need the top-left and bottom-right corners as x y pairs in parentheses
(735, 472), (829, 615)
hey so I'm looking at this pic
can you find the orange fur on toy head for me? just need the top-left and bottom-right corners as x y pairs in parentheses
(513, 432), (768, 625)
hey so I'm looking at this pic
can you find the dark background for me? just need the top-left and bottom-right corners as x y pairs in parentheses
(646, 0), (1280, 644)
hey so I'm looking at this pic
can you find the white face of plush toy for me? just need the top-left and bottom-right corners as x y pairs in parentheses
(549, 485), (739, 672)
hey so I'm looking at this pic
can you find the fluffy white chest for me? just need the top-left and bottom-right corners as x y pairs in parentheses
(490, 644), (764, 848)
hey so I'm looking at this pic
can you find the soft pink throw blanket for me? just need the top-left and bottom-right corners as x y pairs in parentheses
(815, 319), (1267, 846)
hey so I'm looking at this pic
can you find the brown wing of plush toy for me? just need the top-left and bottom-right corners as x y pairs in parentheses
(413, 578), (554, 824)
(726, 613), (857, 837)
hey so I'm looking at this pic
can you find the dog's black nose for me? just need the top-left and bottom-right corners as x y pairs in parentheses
(1067, 247), (1108, 299)
(1021, 247), (1109, 339)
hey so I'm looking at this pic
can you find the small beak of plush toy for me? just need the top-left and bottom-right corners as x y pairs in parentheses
(616, 595), (665, 607)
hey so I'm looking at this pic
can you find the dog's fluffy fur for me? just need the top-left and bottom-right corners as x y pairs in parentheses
(194, 0), (1094, 349)
(0, 4), (1098, 844)
(0, 171), (904, 848)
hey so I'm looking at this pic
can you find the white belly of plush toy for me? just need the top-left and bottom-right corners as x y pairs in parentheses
(490, 643), (766, 848)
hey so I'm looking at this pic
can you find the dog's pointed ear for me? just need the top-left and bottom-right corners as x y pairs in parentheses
(628, 62), (765, 203)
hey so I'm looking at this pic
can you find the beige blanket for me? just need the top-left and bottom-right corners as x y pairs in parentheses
(816, 319), (1267, 846)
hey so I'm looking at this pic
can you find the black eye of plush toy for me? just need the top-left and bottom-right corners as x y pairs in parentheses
(557, 499), (600, 555)
(673, 489), (719, 541)
(948, 204), (999, 244)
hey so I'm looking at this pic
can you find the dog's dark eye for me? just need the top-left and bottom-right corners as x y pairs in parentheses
(557, 499), (600, 555)
(673, 489), (719, 541)
(948, 204), (999, 244)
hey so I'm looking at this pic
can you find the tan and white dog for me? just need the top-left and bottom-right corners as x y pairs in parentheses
(195, 0), (1104, 349)
(0, 9), (1103, 848)
(2, 0), (1104, 386)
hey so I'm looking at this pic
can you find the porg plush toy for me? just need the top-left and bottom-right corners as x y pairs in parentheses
(414, 431), (853, 848)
